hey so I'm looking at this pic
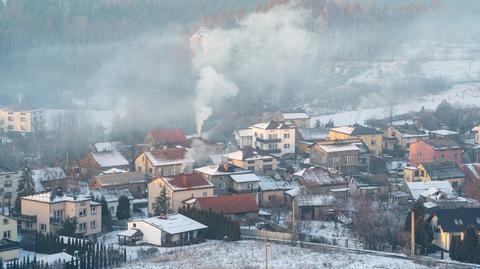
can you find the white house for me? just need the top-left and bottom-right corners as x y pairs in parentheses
(123, 214), (207, 246)
(234, 128), (253, 148)
(250, 121), (295, 156)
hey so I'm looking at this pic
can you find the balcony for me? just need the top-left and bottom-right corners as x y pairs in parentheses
(50, 217), (63, 225)
(256, 137), (281, 143)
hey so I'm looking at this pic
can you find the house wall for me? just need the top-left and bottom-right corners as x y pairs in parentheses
(0, 172), (20, 211)
(234, 132), (252, 148)
(128, 221), (163, 246)
(259, 190), (286, 207)
(251, 127), (296, 156)
(207, 175), (231, 195)
(0, 108), (44, 133)
(430, 215), (463, 251)
(148, 180), (214, 214)
(310, 146), (359, 174)
(228, 158), (277, 175)
(233, 181), (259, 193)
(135, 153), (192, 178)
(0, 216), (17, 241)
(409, 141), (462, 166)
(328, 131), (383, 155)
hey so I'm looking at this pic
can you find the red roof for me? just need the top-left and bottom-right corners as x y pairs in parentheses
(148, 148), (186, 163)
(163, 173), (213, 190)
(147, 128), (186, 146)
(195, 194), (258, 214)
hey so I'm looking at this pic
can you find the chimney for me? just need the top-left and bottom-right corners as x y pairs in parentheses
(55, 187), (63, 197)
(222, 162), (229, 172)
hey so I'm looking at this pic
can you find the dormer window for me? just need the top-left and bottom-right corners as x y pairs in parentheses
(454, 219), (463, 225)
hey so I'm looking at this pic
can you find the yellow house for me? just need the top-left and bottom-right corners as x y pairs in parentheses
(0, 215), (19, 261)
(0, 106), (45, 133)
(430, 208), (480, 251)
(403, 161), (465, 191)
(135, 148), (193, 178)
(328, 125), (383, 155)
(148, 173), (214, 214)
(20, 190), (102, 238)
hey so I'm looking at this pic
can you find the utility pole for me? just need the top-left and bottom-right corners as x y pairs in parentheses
(292, 199), (295, 236)
(264, 228), (268, 269)
(411, 211), (415, 257)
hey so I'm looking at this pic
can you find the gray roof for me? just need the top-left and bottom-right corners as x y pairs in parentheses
(93, 171), (146, 186)
(295, 167), (347, 186)
(295, 195), (335, 207)
(422, 161), (465, 180)
(258, 176), (299, 191)
(424, 138), (461, 150)
(392, 125), (427, 137)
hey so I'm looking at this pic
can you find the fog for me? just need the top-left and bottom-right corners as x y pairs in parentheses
(1, 0), (480, 136)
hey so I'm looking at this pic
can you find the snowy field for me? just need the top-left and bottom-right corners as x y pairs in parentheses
(312, 82), (480, 126)
(121, 240), (427, 269)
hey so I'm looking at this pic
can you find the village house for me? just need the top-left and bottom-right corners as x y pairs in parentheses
(309, 140), (360, 175)
(328, 125), (383, 155)
(135, 148), (193, 178)
(295, 128), (329, 155)
(87, 141), (124, 154)
(32, 167), (69, 193)
(429, 208), (480, 251)
(148, 173), (214, 214)
(280, 112), (311, 128)
(403, 161), (466, 192)
(250, 121), (296, 156)
(221, 146), (278, 174)
(0, 215), (20, 261)
(294, 166), (348, 198)
(121, 213), (207, 246)
(228, 173), (262, 194)
(0, 167), (20, 213)
(0, 106), (45, 133)
(349, 174), (392, 197)
(386, 124), (428, 152)
(409, 137), (462, 166)
(293, 195), (336, 220)
(257, 176), (298, 207)
(144, 128), (187, 149)
(20, 190), (102, 238)
(90, 171), (147, 198)
(406, 181), (455, 201)
(233, 128), (253, 148)
(193, 194), (259, 222)
(80, 150), (129, 179)
(195, 163), (249, 195)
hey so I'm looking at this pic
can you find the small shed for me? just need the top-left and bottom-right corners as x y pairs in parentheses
(117, 229), (144, 245)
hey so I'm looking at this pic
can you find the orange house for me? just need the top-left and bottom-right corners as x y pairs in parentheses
(409, 138), (462, 166)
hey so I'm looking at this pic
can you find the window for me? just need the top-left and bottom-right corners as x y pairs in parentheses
(441, 154), (445, 160)
(132, 223), (136, 228)
(414, 171), (420, 177)
(40, 224), (47, 231)
(284, 144), (290, 149)
(203, 192), (208, 197)
(371, 140), (376, 145)
(20, 117), (26, 122)
(4, 192), (11, 200)
(247, 182), (252, 189)
(4, 180), (11, 187)
(3, 231), (10, 239)
(420, 171), (425, 177)
(138, 166), (142, 172)
(284, 133), (290, 139)
(53, 210), (64, 219)
(79, 223), (86, 231)
(110, 206), (115, 213)
(263, 165), (273, 171)
(25, 222), (32, 229)
(79, 208), (87, 217)
(247, 160), (255, 164)
(3, 218), (8, 225)
(90, 206), (97, 215)
(90, 221), (96, 229)
(149, 168), (153, 174)
(218, 182), (224, 189)
(7, 116), (13, 121)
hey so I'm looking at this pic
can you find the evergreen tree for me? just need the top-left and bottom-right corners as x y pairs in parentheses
(13, 160), (36, 214)
(100, 198), (113, 232)
(153, 186), (170, 216)
(116, 196), (131, 220)
(58, 217), (78, 237)
(463, 226), (479, 263)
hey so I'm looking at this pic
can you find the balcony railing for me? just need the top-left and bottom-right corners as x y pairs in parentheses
(256, 137), (281, 143)
(265, 149), (281, 154)
(50, 217), (63, 225)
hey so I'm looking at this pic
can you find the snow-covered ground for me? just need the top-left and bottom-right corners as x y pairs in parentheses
(312, 82), (480, 126)
(121, 240), (427, 269)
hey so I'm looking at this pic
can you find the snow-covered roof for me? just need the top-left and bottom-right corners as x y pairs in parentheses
(406, 181), (454, 200)
(90, 150), (129, 168)
(194, 164), (247, 176)
(101, 168), (127, 174)
(93, 141), (122, 152)
(31, 167), (67, 192)
(316, 143), (360, 153)
(250, 121), (293, 130)
(285, 187), (301, 197)
(222, 147), (274, 161)
(430, 129), (459, 136)
(295, 195), (335, 207)
(423, 202), (438, 209)
(230, 173), (261, 183)
(118, 228), (143, 237)
(295, 167), (347, 186)
(281, 112), (310, 120)
(93, 171), (146, 186)
(38, 252), (74, 264)
(258, 176), (298, 191)
(137, 213), (207, 235)
(152, 173), (214, 191)
(143, 148), (189, 166)
(22, 192), (92, 203)
(235, 128), (253, 137)
(90, 188), (134, 203)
